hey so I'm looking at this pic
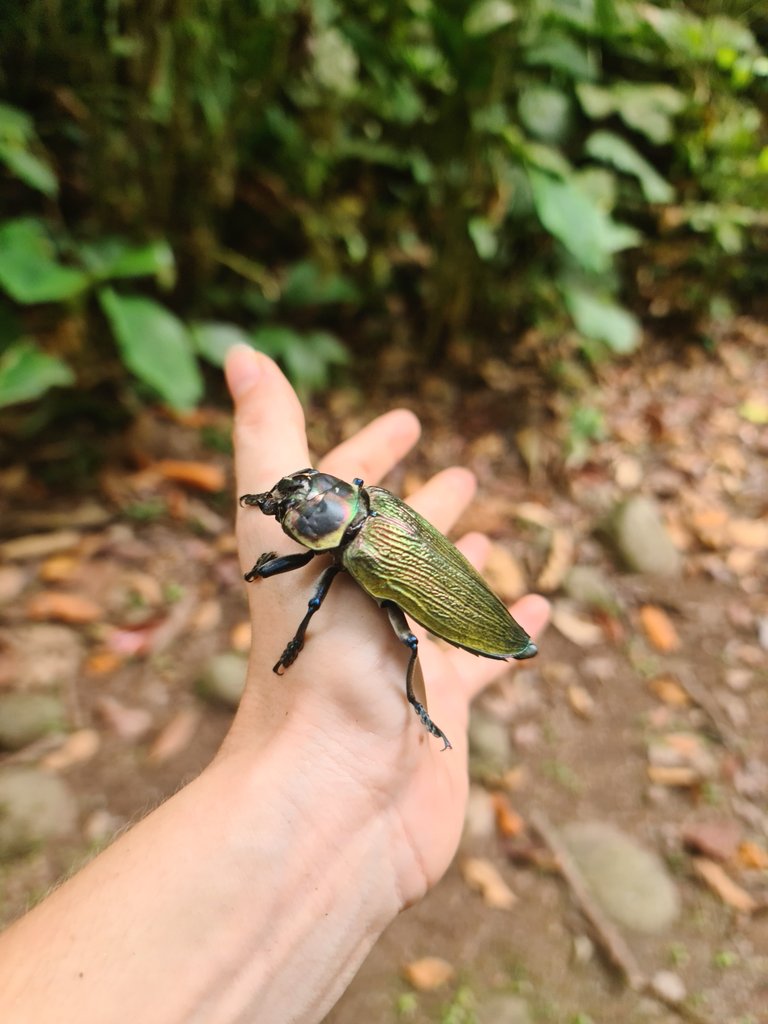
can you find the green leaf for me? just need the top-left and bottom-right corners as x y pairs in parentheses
(99, 288), (203, 409)
(528, 170), (641, 273)
(0, 102), (58, 197)
(79, 238), (175, 286)
(310, 27), (359, 96)
(524, 32), (595, 80)
(0, 219), (89, 304)
(468, 217), (498, 260)
(564, 286), (641, 353)
(518, 87), (572, 143)
(281, 261), (360, 306)
(585, 131), (674, 203)
(190, 322), (254, 366)
(250, 326), (347, 396)
(0, 144), (57, 197)
(464, 0), (517, 36)
(0, 339), (74, 408)
(576, 83), (686, 144)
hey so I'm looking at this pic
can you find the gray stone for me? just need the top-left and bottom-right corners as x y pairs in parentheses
(0, 692), (67, 750)
(0, 767), (78, 858)
(476, 994), (532, 1024)
(196, 652), (247, 709)
(461, 784), (497, 848)
(564, 565), (617, 611)
(468, 709), (512, 777)
(650, 970), (687, 1004)
(609, 496), (682, 576)
(561, 821), (680, 934)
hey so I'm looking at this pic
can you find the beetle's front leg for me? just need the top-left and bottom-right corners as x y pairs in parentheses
(383, 602), (452, 751)
(274, 564), (342, 674)
(244, 549), (315, 583)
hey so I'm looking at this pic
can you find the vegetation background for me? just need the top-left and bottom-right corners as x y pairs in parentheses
(0, 0), (766, 421)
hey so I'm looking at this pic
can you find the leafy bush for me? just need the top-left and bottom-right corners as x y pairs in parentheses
(0, 0), (766, 411)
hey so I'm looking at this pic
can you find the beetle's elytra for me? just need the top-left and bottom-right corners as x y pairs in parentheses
(240, 469), (537, 750)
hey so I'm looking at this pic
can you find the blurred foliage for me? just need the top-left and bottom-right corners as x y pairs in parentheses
(0, 0), (766, 411)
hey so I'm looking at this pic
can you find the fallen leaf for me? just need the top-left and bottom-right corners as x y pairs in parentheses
(567, 684), (595, 718)
(26, 591), (104, 624)
(84, 651), (125, 675)
(491, 792), (525, 838)
(728, 518), (768, 550)
(737, 841), (768, 870)
(537, 529), (575, 593)
(460, 856), (517, 909)
(154, 459), (226, 492)
(648, 673), (691, 707)
(692, 857), (757, 914)
(0, 566), (27, 603)
(38, 554), (79, 583)
(551, 604), (603, 647)
(513, 501), (556, 529)
(0, 530), (82, 561)
(647, 765), (701, 787)
(483, 544), (526, 602)
(42, 729), (101, 771)
(402, 956), (455, 991)
(639, 605), (681, 653)
(96, 695), (153, 741)
(147, 707), (202, 763)
(230, 620), (252, 652)
(682, 819), (742, 861)
(192, 599), (222, 632)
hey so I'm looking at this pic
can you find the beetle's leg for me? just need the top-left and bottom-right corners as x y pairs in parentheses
(383, 602), (452, 751)
(274, 564), (342, 674)
(244, 549), (315, 583)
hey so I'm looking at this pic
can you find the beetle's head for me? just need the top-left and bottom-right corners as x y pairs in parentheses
(240, 469), (364, 551)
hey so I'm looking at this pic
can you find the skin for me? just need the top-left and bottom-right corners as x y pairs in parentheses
(0, 344), (549, 1024)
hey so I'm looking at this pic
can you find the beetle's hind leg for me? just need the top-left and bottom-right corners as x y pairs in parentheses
(383, 602), (452, 751)
(274, 564), (342, 674)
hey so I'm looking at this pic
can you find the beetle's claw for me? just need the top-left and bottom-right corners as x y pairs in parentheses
(275, 640), (303, 673)
(411, 700), (452, 751)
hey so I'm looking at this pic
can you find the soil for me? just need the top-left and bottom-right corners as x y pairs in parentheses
(0, 320), (766, 1024)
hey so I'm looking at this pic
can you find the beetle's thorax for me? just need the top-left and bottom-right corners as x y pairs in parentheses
(259, 469), (366, 552)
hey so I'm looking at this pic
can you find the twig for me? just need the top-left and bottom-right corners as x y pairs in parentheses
(529, 811), (717, 1024)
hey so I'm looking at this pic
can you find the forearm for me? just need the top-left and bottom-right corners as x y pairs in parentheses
(0, 732), (400, 1024)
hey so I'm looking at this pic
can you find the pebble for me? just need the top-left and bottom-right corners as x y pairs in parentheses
(609, 496), (682, 575)
(461, 784), (497, 846)
(0, 692), (67, 750)
(468, 710), (513, 777)
(564, 565), (617, 611)
(476, 994), (532, 1024)
(196, 652), (247, 709)
(561, 821), (680, 933)
(650, 970), (687, 1004)
(0, 767), (78, 858)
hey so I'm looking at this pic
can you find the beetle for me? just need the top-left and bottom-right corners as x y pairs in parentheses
(240, 469), (537, 749)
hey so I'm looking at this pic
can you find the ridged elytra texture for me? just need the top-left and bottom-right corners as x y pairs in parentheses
(342, 486), (532, 658)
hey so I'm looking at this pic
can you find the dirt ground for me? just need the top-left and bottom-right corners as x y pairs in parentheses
(0, 320), (766, 1023)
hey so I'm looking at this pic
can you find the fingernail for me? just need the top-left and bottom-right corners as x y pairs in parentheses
(226, 344), (263, 400)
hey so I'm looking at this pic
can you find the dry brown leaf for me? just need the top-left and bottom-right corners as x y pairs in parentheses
(84, 649), (125, 676)
(230, 620), (252, 652)
(0, 530), (82, 561)
(38, 554), (79, 583)
(192, 599), (222, 632)
(537, 529), (574, 593)
(483, 544), (526, 602)
(692, 857), (757, 913)
(42, 729), (101, 771)
(402, 956), (455, 991)
(96, 695), (153, 741)
(513, 501), (556, 529)
(567, 684), (595, 718)
(648, 673), (691, 707)
(551, 604), (603, 647)
(728, 518), (768, 550)
(154, 459), (226, 492)
(639, 605), (681, 653)
(490, 792), (525, 838)
(647, 765), (701, 787)
(147, 707), (202, 764)
(26, 590), (104, 624)
(737, 841), (768, 870)
(682, 819), (742, 861)
(460, 856), (517, 909)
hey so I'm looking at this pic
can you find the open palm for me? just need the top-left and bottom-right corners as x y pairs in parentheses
(224, 345), (549, 907)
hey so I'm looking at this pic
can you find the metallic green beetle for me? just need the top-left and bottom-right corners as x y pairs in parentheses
(240, 469), (537, 749)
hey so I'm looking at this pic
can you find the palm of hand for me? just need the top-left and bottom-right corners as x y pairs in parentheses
(224, 346), (548, 906)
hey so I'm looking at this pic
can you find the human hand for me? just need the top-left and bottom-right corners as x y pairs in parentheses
(223, 344), (549, 907)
